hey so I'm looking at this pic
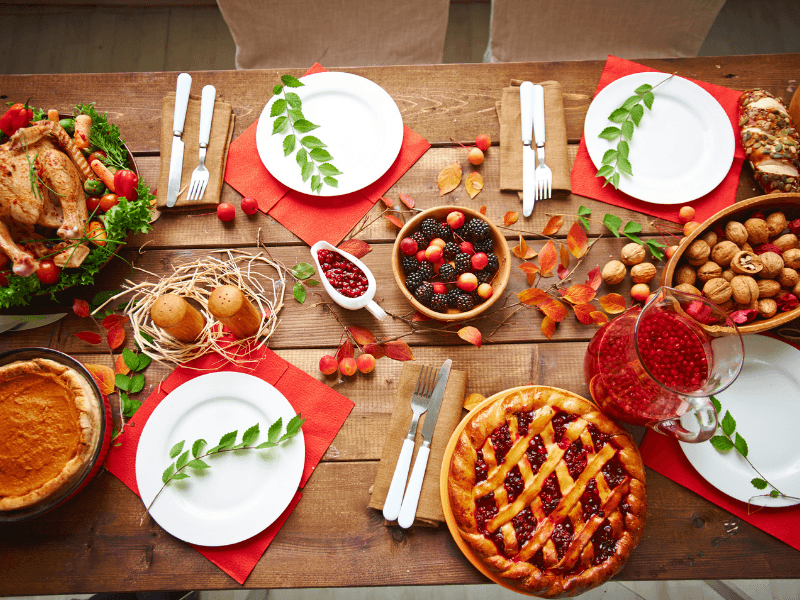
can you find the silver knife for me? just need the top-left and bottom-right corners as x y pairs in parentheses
(397, 359), (452, 529)
(520, 81), (536, 218)
(166, 73), (192, 207)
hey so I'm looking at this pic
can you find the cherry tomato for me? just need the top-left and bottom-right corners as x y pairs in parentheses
(99, 193), (119, 212)
(217, 203), (236, 222)
(85, 195), (102, 214)
(36, 260), (60, 285)
(241, 196), (258, 215)
(113, 169), (139, 201)
(87, 150), (107, 165)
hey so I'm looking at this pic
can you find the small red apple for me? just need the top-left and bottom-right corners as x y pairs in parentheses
(429, 237), (446, 248)
(339, 357), (357, 376)
(400, 237), (418, 255)
(459, 241), (475, 256)
(319, 355), (339, 375)
(471, 252), (489, 270)
(416, 250), (427, 262)
(476, 134), (491, 152)
(457, 272), (479, 292)
(241, 196), (258, 215)
(477, 282), (493, 299)
(425, 245), (443, 262)
(446, 211), (465, 230)
(468, 147), (484, 166)
(356, 354), (376, 374)
(432, 282), (447, 295)
(217, 203), (236, 222)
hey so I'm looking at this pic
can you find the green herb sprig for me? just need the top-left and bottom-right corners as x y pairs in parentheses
(146, 414), (306, 514)
(270, 75), (342, 194)
(596, 74), (674, 189)
(575, 205), (667, 260)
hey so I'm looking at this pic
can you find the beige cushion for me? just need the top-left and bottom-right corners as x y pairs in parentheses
(489, 0), (727, 62)
(217, 0), (451, 69)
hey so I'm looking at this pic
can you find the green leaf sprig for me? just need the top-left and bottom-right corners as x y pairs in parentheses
(115, 347), (151, 417)
(289, 261), (319, 303)
(146, 414), (306, 514)
(271, 75), (342, 194)
(576, 205), (667, 260)
(596, 74), (674, 189)
(709, 396), (799, 507)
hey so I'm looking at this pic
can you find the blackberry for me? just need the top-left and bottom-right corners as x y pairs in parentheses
(485, 253), (500, 274)
(438, 263), (457, 283)
(401, 255), (419, 275)
(411, 231), (429, 250)
(405, 271), (425, 291)
(429, 293), (448, 313)
(443, 241), (460, 261)
(413, 283), (433, 304)
(476, 268), (494, 283)
(445, 288), (464, 308)
(420, 218), (439, 239)
(452, 225), (467, 241)
(416, 261), (434, 280)
(466, 219), (490, 241)
(474, 238), (494, 253)
(436, 222), (453, 241)
(454, 253), (471, 275)
(456, 294), (475, 312)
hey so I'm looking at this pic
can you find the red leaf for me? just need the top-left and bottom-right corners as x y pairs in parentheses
(458, 326), (483, 348)
(541, 315), (556, 340)
(349, 326), (377, 345)
(573, 303), (595, 325)
(518, 262), (540, 285)
(107, 326), (125, 350)
(338, 239), (372, 259)
(729, 309), (758, 324)
(399, 193), (415, 209)
(363, 343), (386, 359)
(504, 211), (518, 226)
(384, 214), (404, 229)
(336, 340), (354, 362)
(102, 314), (128, 330)
(114, 353), (130, 376)
(73, 299), (89, 318)
(84, 363), (115, 395)
(563, 284), (597, 305)
(74, 331), (102, 344)
(567, 222), (589, 258)
(598, 293), (627, 314)
(538, 298), (568, 322)
(383, 340), (415, 361)
(557, 264), (570, 280)
(479, 205), (487, 215)
(542, 215), (564, 236)
(538, 240), (557, 277)
(585, 267), (602, 291)
(517, 288), (549, 305)
(411, 311), (432, 322)
(379, 195), (394, 208)
(590, 311), (609, 325)
(777, 293), (799, 312)
(512, 236), (537, 260)
(559, 244), (570, 270)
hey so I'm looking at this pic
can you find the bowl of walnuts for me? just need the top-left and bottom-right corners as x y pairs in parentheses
(662, 192), (800, 333)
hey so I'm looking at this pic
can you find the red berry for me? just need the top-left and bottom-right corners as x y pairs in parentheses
(459, 241), (475, 256)
(476, 134), (491, 152)
(468, 148), (484, 166)
(477, 282), (493, 299)
(415, 250), (427, 262)
(241, 196), (258, 215)
(339, 357), (357, 376)
(425, 245), (443, 262)
(432, 282), (447, 295)
(678, 206), (695, 224)
(457, 272), (478, 292)
(356, 354), (376, 374)
(217, 203), (236, 222)
(429, 238), (446, 248)
(400, 237), (419, 256)
(446, 211), (465, 230)
(319, 355), (338, 375)
(471, 252), (489, 270)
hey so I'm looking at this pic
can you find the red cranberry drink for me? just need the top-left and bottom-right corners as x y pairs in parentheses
(317, 249), (369, 298)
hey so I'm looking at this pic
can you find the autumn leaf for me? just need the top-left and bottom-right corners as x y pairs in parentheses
(73, 299), (89, 318)
(585, 267), (602, 291)
(538, 298), (568, 322)
(563, 284), (597, 305)
(411, 311), (431, 322)
(567, 222), (589, 258)
(335, 340), (354, 362)
(458, 326), (483, 348)
(107, 326), (125, 350)
(338, 239), (372, 259)
(538, 240), (557, 277)
(598, 293), (627, 314)
(74, 331), (102, 345)
(383, 340), (415, 361)
(463, 393), (486, 411)
(572, 303), (596, 325)
(102, 314), (128, 330)
(399, 193), (415, 209)
(559, 243), (570, 269)
(384, 214), (404, 229)
(479, 205), (487, 215)
(513, 236), (537, 260)
(362, 343), (386, 359)
(379, 195), (394, 208)
(503, 211), (518, 226)
(590, 311), (609, 325)
(541, 315), (556, 340)
(542, 215), (564, 236)
(465, 172), (483, 198)
(114, 354), (131, 376)
(557, 265), (570, 280)
(84, 363), (115, 395)
(349, 326), (376, 345)
(517, 288), (549, 305)
(518, 262), (540, 285)
(437, 162), (462, 195)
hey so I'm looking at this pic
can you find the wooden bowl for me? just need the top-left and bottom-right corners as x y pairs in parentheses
(661, 192), (800, 333)
(391, 206), (511, 321)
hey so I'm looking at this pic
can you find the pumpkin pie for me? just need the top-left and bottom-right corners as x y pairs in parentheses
(0, 358), (101, 512)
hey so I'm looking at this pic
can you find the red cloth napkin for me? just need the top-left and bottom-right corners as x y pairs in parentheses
(104, 345), (355, 584)
(640, 333), (800, 551)
(224, 63), (430, 246)
(571, 55), (745, 223)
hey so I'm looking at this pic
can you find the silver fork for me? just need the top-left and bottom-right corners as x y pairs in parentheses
(382, 364), (437, 521)
(532, 84), (552, 201)
(187, 84), (216, 201)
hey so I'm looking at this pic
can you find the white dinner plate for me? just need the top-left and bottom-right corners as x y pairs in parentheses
(680, 335), (800, 508)
(584, 73), (735, 204)
(255, 71), (404, 197)
(136, 372), (305, 546)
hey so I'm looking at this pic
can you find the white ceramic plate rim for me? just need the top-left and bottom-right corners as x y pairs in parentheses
(680, 335), (800, 508)
(584, 73), (735, 204)
(135, 372), (305, 546)
(255, 71), (404, 197)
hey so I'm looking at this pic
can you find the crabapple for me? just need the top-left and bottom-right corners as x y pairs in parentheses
(476, 134), (491, 152)
(468, 147), (484, 166)
(339, 357), (357, 376)
(356, 353), (376, 374)
(319, 355), (339, 375)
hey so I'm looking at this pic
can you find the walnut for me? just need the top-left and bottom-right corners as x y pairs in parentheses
(766, 211), (788, 237)
(703, 278), (732, 304)
(630, 262), (656, 284)
(711, 240), (740, 267)
(794, 280), (800, 298)
(620, 243), (646, 266)
(744, 218), (770, 245)
(602, 260), (626, 285)
(730, 250), (763, 275)
(742, 242), (755, 253)
(772, 233), (798, 252)
(685, 240), (711, 266)
(722, 269), (735, 282)
(725, 221), (748, 246)
(700, 230), (718, 248)
(718, 298), (738, 313)
(730, 275), (760, 305)
(757, 279), (781, 298)
(738, 300), (758, 312)
(674, 283), (701, 296)
(696, 261), (722, 283)
(757, 298), (778, 319)
(759, 252), (784, 279)
(783, 248), (800, 269)
(778, 268), (800, 288)
(675, 264), (697, 286)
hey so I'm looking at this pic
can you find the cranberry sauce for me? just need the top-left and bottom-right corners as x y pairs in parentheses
(475, 493), (505, 554)
(591, 521), (618, 566)
(540, 472), (562, 515)
(475, 450), (489, 484)
(526, 435), (547, 475)
(601, 454), (627, 488)
(512, 507), (537, 548)
(317, 249), (368, 298)
(490, 424), (513, 463)
(580, 478), (603, 522)
(563, 440), (587, 480)
(551, 519), (575, 560)
(551, 410), (578, 447)
(505, 465), (525, 502)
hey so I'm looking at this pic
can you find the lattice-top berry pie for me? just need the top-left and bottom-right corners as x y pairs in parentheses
(448, 387), (646, 597)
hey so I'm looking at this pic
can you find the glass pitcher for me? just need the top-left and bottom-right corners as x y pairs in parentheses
(584, 287), (744, 442)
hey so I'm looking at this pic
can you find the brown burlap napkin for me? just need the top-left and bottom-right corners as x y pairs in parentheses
(369, 361), (468, 526)
(497, 80), (571, 197)
(157, 92), (235, 210)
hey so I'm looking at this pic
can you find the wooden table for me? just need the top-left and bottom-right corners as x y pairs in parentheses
(1, 55), (799, 594)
